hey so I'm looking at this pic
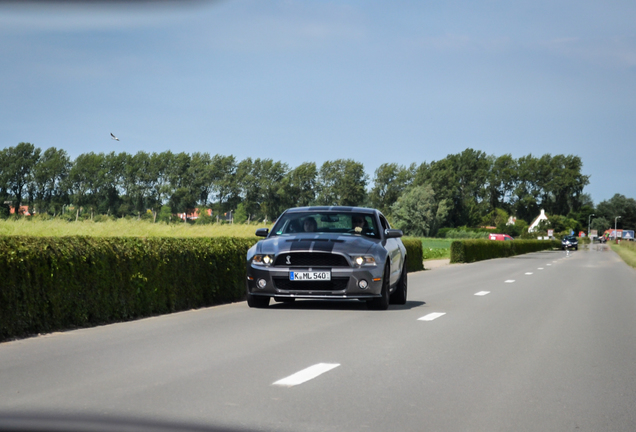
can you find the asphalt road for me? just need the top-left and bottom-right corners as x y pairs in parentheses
(1, 246), (636, 432)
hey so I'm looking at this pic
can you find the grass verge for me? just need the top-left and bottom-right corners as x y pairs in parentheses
(610, 242), (636, 268)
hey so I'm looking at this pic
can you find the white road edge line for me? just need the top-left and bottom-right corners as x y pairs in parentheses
(505, 280), (515, 283)
(273, 363), (340, 387)
(418, 312), (446, 321)
(474, 291), (490, 296)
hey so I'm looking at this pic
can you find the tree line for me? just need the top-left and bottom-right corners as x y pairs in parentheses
(3, 142), (626, 236)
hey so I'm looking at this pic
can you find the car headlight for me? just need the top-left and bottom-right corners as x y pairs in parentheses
(351, 256), (376, 267)
(253, 254), (274, 266)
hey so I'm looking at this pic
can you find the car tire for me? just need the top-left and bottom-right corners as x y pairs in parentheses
(247, 293), (270, 308)
(367, 265), (390, 310)
(390, 262), (407, 305)
(575, 246), (578, 250)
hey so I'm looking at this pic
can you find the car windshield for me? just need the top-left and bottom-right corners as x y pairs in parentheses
(271, 212), (379, 238)
(563, 236), (577, 241)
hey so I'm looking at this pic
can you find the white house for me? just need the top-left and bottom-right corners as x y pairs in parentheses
(528, 209), (549, 232)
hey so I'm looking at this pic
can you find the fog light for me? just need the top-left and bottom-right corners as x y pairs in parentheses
(358, 279), (368, 289)
(257, 279), (267, 289)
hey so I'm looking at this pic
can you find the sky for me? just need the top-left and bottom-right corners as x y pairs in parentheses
(1, 0), (635, 204)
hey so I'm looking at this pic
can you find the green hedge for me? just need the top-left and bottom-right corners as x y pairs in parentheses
(0, 236), (258, 342)
(450, 239), (560, 263)
(402, 238), (424, 272)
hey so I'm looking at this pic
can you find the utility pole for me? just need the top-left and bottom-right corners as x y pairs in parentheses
(615, 216), (622, 243)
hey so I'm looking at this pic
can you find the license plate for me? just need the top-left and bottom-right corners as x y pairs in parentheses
(289, 271), (331, 281)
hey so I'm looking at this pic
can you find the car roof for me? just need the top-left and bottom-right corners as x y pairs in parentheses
(284, 206), (378, 215)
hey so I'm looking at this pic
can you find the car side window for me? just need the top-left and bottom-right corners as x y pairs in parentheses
(379, 215), (390, 231)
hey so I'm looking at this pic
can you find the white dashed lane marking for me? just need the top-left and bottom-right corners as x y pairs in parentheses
(418, 312), (446, 321)
(273, 363), (340, 387)
(525, 272), (533, 275)
(474, 291), (490, 296)
(505, 280), (515, 283)
(538, 267), (544, 270)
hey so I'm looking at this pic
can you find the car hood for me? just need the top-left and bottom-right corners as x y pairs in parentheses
(255, 233), (379, 256)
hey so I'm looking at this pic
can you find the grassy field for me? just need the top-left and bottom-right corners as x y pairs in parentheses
(414, 238), (453, 260)
(0, 218), (271, 238)
(610, 241), (636, 268)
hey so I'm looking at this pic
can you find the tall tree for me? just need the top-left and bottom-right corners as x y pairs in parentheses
(166, 152), (197, 215)
(2, 143), (41, 215)
(209, 154), (239, 215)
(485, 154), (517, 213)
(236, 158), (289, 221)
(0, 149), (8, 217)
(280, 162), (317, 208)
(391, 184), (450, 237)
(32, 147), (71, 215)
(148, 151), (173, 216)
(370, 163), (415, 215)
(415, 149), (490, 227)
(189, 152), (213, 206)
(596, 194), (636, 231)
(68, 152), (106, 218)
(512, 154), (541, 223)
(316, 159), (367, 206)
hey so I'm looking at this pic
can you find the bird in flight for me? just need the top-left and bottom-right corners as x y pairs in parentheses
(110, 133), (120, 141)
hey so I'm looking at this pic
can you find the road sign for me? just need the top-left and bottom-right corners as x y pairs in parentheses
(623, 230), (634, 240)
(547, 229), (554, 237)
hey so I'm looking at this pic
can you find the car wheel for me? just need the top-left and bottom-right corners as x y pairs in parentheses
(274, 296), (295, 303)
(390, 262), (407, 305)
(575, 246), (578, 251)
(367, 265), (390, 310)
(247, 293), (270, 308)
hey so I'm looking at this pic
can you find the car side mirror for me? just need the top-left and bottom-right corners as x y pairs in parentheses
(385, 229), (403, 238)
(255, 228), (269, 237)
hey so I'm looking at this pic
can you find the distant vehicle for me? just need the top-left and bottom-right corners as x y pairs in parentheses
(246, 206), (407, 310)
(561, 235), (578, 250)
(489, 233), (514, 241)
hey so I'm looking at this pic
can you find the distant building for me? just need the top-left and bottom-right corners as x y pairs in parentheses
(506, 216), (517, 225)
(9, 205), (31, 216)
(176, 208), (212, 221)
(528, 209), (548, 232)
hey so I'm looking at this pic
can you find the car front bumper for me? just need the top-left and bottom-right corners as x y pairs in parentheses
(246, 264), (385, 299)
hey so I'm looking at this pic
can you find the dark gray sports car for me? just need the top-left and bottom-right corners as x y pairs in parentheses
(246, 206), (407, 310)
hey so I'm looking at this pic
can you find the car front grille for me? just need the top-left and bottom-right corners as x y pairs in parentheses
(272, 277), (350, 291)
(274, 253), (349, 267)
